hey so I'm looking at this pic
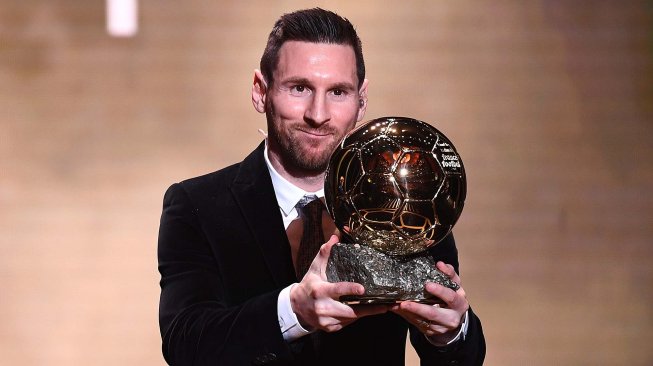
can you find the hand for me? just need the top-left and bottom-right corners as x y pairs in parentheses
(391, 261), (469, 343)
(290, 235), (390, 332)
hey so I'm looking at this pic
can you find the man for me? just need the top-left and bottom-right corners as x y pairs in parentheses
(158, 8), (485, 365)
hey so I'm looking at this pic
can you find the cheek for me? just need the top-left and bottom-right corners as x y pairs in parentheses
(331, 104), (361, 127)
(271, 96), (307, 119)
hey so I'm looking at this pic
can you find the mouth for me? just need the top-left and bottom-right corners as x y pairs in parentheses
(297, 129), (333, 138)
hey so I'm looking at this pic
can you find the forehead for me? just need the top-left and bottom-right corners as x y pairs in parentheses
(274, 41), (358, 84)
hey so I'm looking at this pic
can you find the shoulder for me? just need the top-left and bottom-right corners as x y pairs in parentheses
(171, 141), (266, 198)
(180, 162), (241, 193)
(161, 162), (242, 209)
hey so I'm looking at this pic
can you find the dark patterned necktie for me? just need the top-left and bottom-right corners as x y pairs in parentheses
(295, 195), (325, 279)
(294, 195), (327, 354)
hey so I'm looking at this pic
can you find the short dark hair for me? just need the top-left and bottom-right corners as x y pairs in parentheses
(260, 8), (365, 88)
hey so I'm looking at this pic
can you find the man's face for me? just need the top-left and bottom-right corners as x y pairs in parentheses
(258, 41), (367, 175)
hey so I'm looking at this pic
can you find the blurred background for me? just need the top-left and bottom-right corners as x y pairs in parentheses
(1, 1), (651, 365)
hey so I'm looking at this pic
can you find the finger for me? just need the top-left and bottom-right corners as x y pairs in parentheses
(313, 298), (386, 323)
(415, 318), (434, 333)
(417, 318), (452, 336)
(395, 301), (439, 321)
(425, 282), (467, 311)
(313, 235), (340, 275)
(309, 303), (356, 331)
(328, 281), (365, 299)
(436, 261), (460, 284)
(317, 235), (339, 265)
(394, 302), (463, 334)
(320, 235), (339, 257)
(392, 306), (439, 335)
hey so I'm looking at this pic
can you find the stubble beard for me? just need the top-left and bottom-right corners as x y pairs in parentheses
(270, 123), (338, 175)
(266, 113), (347, 176)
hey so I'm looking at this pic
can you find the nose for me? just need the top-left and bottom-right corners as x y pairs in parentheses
(304, 93), (330, 126)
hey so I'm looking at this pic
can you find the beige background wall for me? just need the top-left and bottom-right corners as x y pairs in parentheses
(1, 1), (651, 365)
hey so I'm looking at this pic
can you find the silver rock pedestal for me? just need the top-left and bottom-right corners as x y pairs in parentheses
(326, 243), (459, 305)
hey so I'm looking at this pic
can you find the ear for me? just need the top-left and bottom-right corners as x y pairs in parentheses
(252, 69), (267, 113)
(356, 79), (369, 122)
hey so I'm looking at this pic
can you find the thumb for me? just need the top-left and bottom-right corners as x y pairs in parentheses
(317, 235), (340, 274)
(319, 235), (340, 258)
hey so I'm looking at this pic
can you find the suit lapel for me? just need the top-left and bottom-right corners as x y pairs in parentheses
(230, 142), (297, 287)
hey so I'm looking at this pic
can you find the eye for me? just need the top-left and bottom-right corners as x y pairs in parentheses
(331, 89), (349, 98)
(290, 85), (309, 95)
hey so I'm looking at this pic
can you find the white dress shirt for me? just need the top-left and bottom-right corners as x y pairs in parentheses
(264, 145), (320, 341)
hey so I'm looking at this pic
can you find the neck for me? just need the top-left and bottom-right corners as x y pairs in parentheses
(267, 148), (325, 192)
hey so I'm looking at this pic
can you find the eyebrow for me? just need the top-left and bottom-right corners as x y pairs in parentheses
(330, 81), (358, 92)
(280, 77), (357, 92)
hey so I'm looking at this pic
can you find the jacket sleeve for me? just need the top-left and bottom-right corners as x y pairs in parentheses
(157, 183), (295, 365)
(409, 235), (487, 366)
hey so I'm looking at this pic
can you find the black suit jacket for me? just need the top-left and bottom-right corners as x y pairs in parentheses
(158, 142), (485, 365)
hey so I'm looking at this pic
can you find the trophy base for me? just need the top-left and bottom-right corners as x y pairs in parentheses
(338, 295), (444, 305)
(326, 243), (459, 305)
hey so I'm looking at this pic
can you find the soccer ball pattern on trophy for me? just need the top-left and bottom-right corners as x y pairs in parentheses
(325, 117), (466, 257)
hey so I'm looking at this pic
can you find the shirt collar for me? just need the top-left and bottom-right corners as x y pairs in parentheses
(263, 140), (324, 216)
